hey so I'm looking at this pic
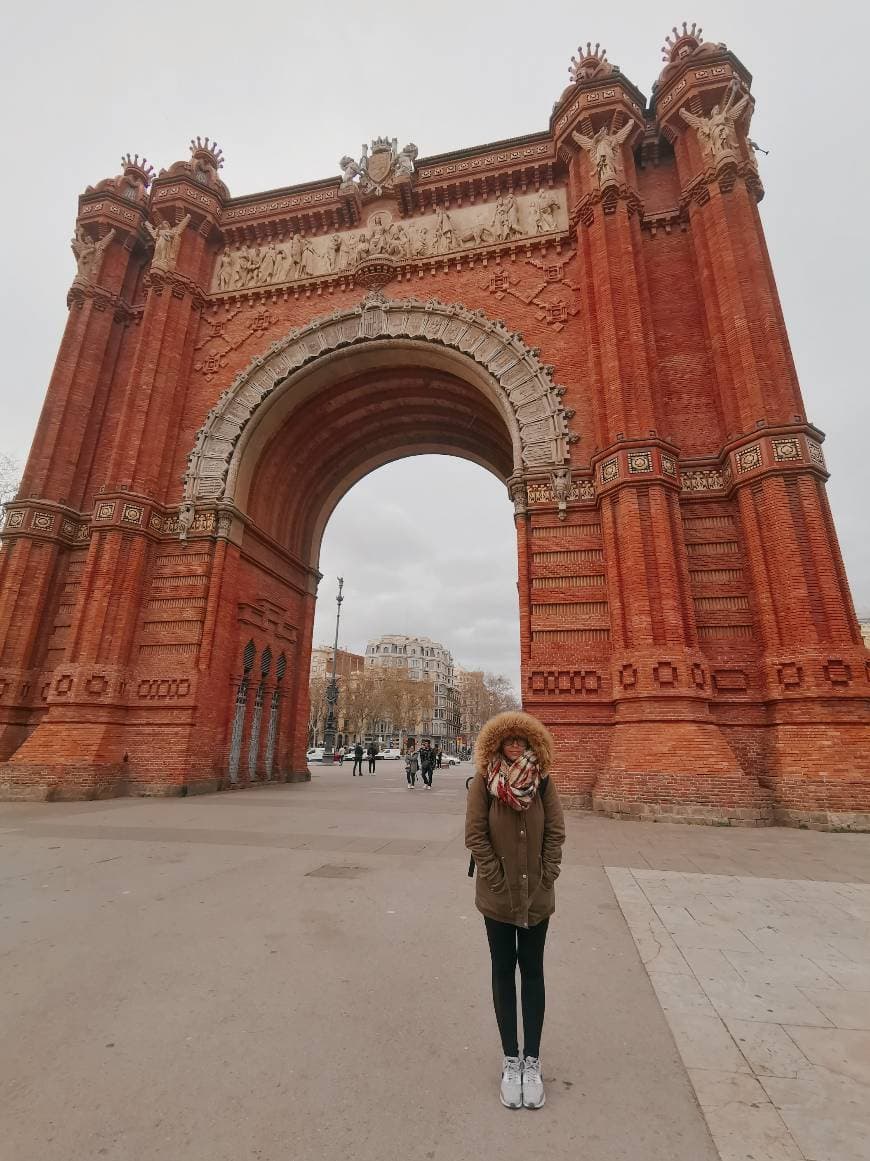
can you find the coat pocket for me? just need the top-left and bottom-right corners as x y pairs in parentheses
(500, 857), (515, 912)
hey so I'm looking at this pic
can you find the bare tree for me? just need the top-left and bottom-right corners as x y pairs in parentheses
(459, 669), (520, 747)
(307, 670), (329, 745)
(342, 667), (384, 740)
(483, 672), (520, 715)
(0, 454), (20, 507)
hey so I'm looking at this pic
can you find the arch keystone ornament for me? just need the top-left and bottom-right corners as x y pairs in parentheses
(1, 28), (868, 828)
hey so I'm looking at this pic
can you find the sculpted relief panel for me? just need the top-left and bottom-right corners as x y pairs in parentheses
(210, 188), (568, 294)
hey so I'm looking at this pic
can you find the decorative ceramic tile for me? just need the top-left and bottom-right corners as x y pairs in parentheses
(736, 444), (762, 473)
(628, 450), (653, 474)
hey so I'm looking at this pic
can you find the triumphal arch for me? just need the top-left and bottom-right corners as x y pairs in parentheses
(1, 26), (868, 826)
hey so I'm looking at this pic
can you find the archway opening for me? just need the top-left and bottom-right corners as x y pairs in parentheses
(185, 297), (575, 786)
(307, 454), (521, 757)
(244, 363), (516, 561)
(220, 342), (530, 780)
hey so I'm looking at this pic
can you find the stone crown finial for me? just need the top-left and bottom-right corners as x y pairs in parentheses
(661, 21), (703, 63)
(121, 153), (155, 187)
(189, 135), (224, 170)
(569, 41), (613, 82)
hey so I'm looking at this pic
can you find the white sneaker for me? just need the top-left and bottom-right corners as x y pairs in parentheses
(499, 1055), (523, 1109)
(522, 1056), (545, 1108)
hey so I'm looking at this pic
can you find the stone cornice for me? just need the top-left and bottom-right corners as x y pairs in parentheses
(571, 184), (644, 227)
(652, 48), (752, 119)
(551, 75), (647, 138)
(680, 157), (764, 207)
(77, 192), (146, 234)
(66, 280), (139, 321)
(143, 268), (208, 308)
(150, 176), (223, 219)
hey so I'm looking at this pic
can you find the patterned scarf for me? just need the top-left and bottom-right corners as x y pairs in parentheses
(486, 749), (542, 812)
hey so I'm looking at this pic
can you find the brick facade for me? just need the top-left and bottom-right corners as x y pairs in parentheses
(1, 31), (868, 828)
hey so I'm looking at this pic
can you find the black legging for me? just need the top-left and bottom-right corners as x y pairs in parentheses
(484, 915), (549, 1059)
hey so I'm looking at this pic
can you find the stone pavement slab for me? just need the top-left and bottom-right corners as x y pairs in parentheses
(608, 867), (870, 1161)
(2, 763), (868, 1161)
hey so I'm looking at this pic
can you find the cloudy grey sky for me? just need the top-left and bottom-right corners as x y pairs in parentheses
(2, 1), (868, 693)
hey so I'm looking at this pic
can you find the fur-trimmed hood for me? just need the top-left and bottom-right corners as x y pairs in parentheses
(474, 711), (554, 774)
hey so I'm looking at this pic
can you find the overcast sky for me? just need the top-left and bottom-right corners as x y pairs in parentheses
(2, 1), (868, 694)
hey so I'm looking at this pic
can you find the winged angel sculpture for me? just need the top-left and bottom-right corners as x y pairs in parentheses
(571, 120), (634, 187)
(679, 82), (751, 164)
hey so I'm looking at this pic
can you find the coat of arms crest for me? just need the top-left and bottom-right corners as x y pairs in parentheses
(339, 137), (418, 196)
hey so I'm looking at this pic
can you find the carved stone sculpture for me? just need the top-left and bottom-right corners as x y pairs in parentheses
(532, 190), (560, 233)
(395, 142), (418, 178)
(159, 138), (229, 200)
(85, 154), (154, 206)
(299, 237), (320, 277)
(679, 81), (751, 164)
(146, 213), (191, 271)
(493, 194), (523, 242)
(413, 226), (429, 257)
(339, 155), (361, 189)
(327, 233), (343, 272)
(432, 207), (458, 255)
(209, 189), (569, 293)
(71, 225), (116, 285)
(178, 500), (195, 542)
(571, 120), (634, 187)
(340, 136), (419, 195)
(216, 248), (234, 292)
(550, 467), (572, 519)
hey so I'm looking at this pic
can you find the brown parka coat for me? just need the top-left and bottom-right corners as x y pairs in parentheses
(465, 711), (566, 929)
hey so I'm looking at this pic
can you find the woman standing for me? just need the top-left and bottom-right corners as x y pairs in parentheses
(405, 743), (419, 789)
(465, 711), (566, 1110)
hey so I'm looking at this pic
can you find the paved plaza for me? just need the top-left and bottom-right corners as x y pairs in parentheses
(2, 761), (868, 1161)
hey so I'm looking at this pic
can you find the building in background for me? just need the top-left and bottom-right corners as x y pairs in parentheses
(454, 664), (482, 752)
(366, 634), (458, 748)
(308, 646), (364, 747)
(309, 646), (364, 682)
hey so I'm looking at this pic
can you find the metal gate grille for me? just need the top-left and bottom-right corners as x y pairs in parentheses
(263, 652), (286, 781)
(247, 647), (272, 781)
(227, 640), (256, 784)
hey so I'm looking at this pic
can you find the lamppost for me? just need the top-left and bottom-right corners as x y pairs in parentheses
(321, 577), (344, 765)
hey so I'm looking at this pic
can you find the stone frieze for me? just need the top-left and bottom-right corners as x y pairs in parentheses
(211, 188), (568, 293)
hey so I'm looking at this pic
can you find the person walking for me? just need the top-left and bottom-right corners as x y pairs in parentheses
(465, 711), (565, 1110)
(351, 741), (364, 777)
(418, 739), (436, 788)
(336, 744), (346, 766)
(405, 744), (419, 789)
(435, 744), (443, 769)
(366, 741), (378, 775)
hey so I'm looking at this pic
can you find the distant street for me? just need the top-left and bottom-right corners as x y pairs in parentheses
(2, 761), (868, 1161)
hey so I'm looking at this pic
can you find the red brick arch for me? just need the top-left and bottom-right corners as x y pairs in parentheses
(184, 295), (576, 518)
(2, 31), (869, 826)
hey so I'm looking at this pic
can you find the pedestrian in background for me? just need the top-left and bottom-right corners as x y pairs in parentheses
(418, 739), (436, 788)
(366, 741), (378, 775)
(435, 744), (443, 769)
(336, 744), (346, 766)
(405, 744), (419, 789)
(465, 711), (565, 1110)
(352, 741), (364, 777)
